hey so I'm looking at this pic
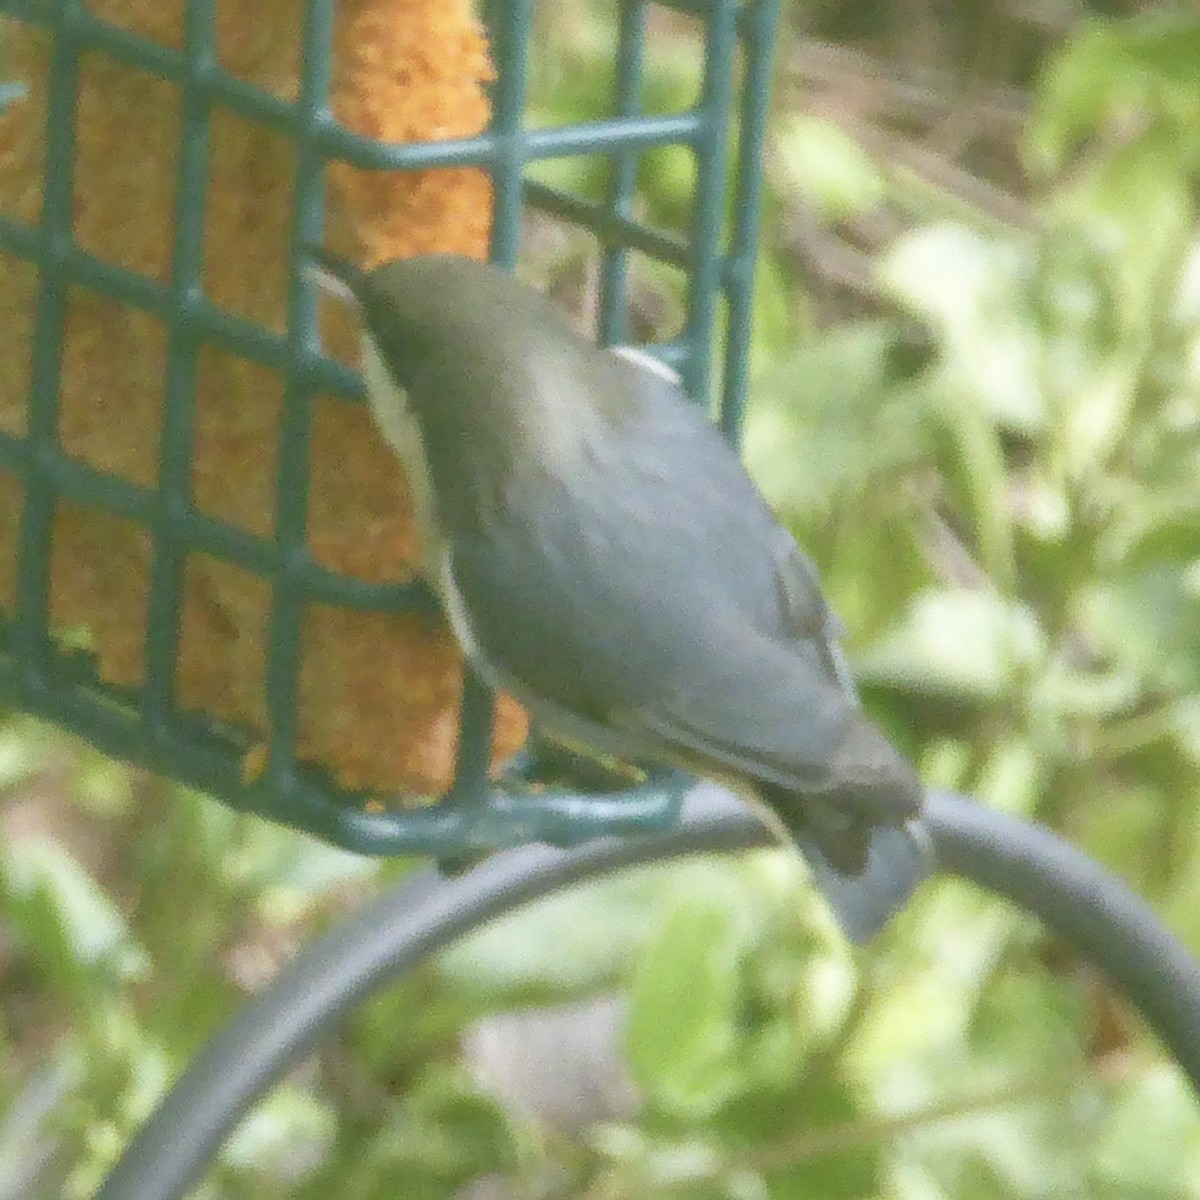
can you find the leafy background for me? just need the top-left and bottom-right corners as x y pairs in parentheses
(4, 1), (1200, 1196)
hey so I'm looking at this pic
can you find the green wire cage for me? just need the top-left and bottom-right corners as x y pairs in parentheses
(0, 0), (781, 859)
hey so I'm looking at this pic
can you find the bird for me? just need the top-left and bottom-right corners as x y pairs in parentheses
(308, 250), (931, 940)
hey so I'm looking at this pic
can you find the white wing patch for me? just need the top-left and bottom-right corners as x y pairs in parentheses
(610, 344), (682, 386)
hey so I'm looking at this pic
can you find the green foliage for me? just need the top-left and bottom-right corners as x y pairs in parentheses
(625, 863), (775, 1120)
(773, 115), (887, 224)
(4, 4), (1200, 1198)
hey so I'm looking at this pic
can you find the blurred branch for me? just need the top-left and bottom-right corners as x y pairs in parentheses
(775, 36), (1033, 305)
(785, 38), (1028, 142)
(746, 1061), (1128, 1172)
(854, 123), (1033, 230)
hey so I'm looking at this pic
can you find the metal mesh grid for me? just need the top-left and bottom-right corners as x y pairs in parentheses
(0, 0), (781, 855)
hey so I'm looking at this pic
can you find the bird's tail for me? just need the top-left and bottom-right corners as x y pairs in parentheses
(792, 818), (933, 943)
(752, 766), (933, 942)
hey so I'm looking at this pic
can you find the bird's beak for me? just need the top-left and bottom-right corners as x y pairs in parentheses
(302, 245), (368, 309)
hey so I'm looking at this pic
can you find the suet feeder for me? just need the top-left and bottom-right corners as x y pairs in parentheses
(0, 0), (781, 856)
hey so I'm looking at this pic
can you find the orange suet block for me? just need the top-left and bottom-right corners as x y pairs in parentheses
(330, 0), (496, 267)
(0, 0), (527, 801)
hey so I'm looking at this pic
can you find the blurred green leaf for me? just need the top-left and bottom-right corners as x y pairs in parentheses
(757, 1080), (883, 1200)
(1090, 1063), (1200, 1193)
(1077, 563), (1200, 691)
(439, 868), (682, 1001)
(0, 838), (147, 991)
(745, 320), (933, 518)
(625, 868), (754, 1120)
(861, 588), (1045, 700)
(1029, 13), (1200, 174)
(70, 751), (134, 817)
(0, 717), (52, 791)
(972, 739), (1043, 817)
(1072, 779), (1167, 897)
(772, 115), (886, 223)
(377, 1069), (520, 1179)
(222, 1088), (337, 1184)
(881, 224), (1045, 434)
(748, 255), (801, 364)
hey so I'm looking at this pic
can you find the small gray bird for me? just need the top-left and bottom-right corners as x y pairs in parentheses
(310, 251), (930, 940)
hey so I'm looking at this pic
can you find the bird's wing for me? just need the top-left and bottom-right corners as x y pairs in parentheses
(445, 507), (693, 723)
(769, 530), (859, 699)
(607, 625), (914, 813)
